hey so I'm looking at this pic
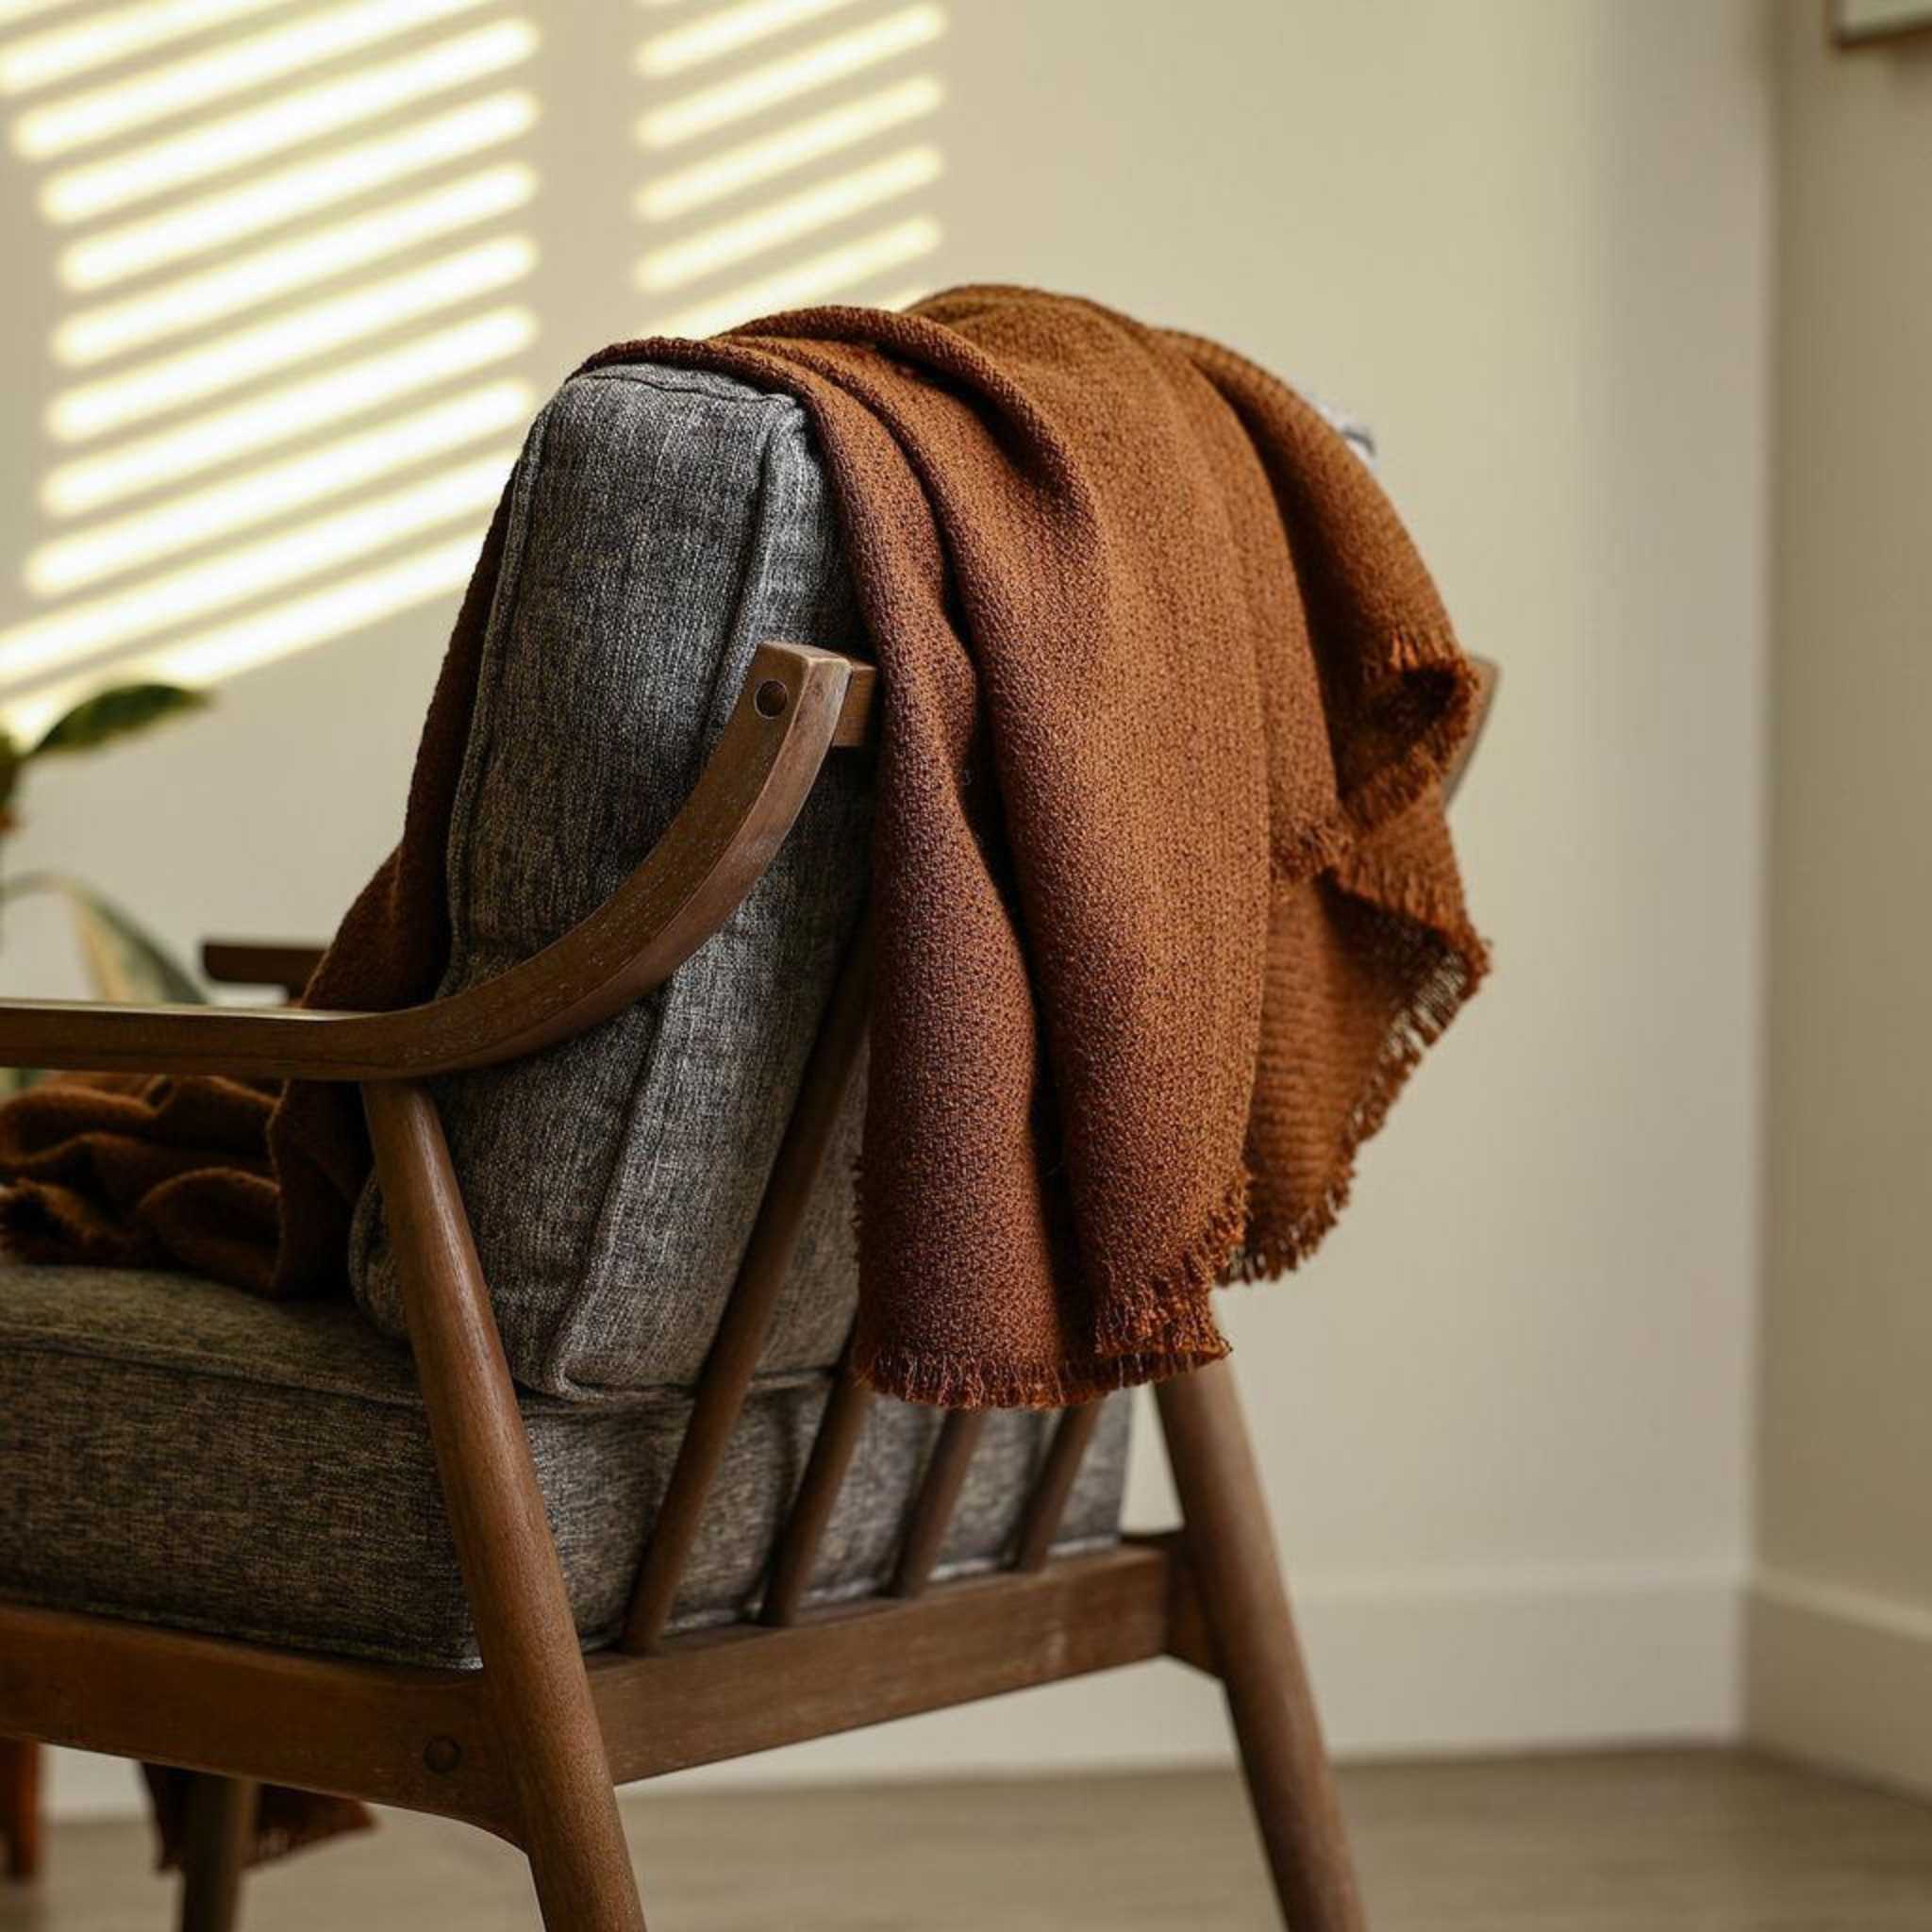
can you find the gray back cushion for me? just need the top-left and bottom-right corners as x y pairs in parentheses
(350, 364), (873, 1401)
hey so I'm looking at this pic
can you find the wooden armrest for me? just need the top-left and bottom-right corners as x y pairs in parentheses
(0, 641), (868, 1083)
(197, 662), (877, 1006)
(201, 941), (326, 998)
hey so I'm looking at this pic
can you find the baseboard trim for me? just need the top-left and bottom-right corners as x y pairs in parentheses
(1300, 1557), (1743, 1757)
(1747, 1569), (1932, 1799)
(42, 1559), (1743, 1819)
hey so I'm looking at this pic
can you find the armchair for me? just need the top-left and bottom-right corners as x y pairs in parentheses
(0, 358), (1494, 1932)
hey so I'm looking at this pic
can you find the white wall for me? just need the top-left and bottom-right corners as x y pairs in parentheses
(2, 0), (1776, 1818)
(1747, 5), (1932, 1799)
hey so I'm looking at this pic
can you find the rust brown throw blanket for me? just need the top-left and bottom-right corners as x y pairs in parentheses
(0, 286), (1487, 1870)
(1, 287), (1486, 1410)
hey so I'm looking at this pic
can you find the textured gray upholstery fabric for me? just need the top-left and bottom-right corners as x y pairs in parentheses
(350, 365), (876, 1403)
(0, 1266), (1130, 1669)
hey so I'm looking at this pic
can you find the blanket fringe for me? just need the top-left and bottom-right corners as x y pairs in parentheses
(848, 1332), (1230, 1411)
(1272, 628), (1477, 884)
(852, 888), (1490, 1409)
(1241, 923), (1488, 1281)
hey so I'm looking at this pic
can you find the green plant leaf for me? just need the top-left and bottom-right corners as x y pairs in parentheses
(2, 871), (204, 1005)
(64, 890), (205, 1005)
(29, 682), (208, 759)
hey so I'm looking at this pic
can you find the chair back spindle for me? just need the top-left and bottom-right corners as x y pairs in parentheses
(1011, 1403), (1107, 1573)
(890, 1411), (992, 1599)
(760, 1349), (875, 1625)
(621, 922), (874, 1652)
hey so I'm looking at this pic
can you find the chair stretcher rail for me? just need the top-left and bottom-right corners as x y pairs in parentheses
(0, 1546), (1190, 1837)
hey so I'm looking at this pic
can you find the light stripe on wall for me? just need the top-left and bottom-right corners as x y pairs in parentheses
(0, 0), (543, 724)
(633, 0), (947, 339)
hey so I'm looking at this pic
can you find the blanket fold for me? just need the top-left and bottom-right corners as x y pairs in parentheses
(0, 287), (1487, 1863)
(583, 290), (1489, 1403)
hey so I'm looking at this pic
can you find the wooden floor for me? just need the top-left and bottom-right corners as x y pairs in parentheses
(6, 1751), (1932, 1930)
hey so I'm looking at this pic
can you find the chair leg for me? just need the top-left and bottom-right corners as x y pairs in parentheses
(366, 1082), (646, 1932)
(0, 1737), (42, 1881)
(1156, 1360), (1367, 1931)
(177, 1774), (257, 1932)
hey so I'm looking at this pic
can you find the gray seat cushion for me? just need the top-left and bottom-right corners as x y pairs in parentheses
(0, 1265), (1132, 1670)
(349, 362), (876, 1404)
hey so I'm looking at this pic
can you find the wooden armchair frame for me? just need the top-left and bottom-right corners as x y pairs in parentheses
(0, 641), (1495, 1932)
